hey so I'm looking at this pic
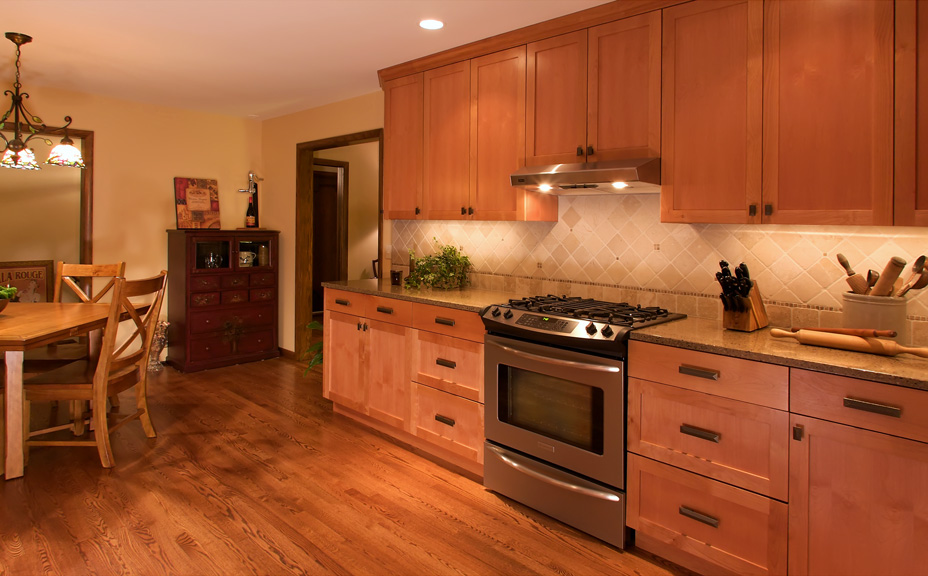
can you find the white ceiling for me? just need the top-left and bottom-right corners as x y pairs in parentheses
(5, 0), (610, 120)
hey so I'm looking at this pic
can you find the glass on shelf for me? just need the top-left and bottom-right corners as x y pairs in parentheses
(195, 240), (230, 270)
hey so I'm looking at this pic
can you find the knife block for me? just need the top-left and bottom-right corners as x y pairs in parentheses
(722, 283), (769, 332)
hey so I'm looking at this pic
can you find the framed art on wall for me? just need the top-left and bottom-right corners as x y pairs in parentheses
(0, 260), (54, 302)
(174, 177), (221, 229)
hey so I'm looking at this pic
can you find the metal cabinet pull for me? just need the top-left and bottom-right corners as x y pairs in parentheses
(436, 358), (456, 369)
(434, 414), (455, 427)
(376, 306), (394, 315)
(678, 364), (720, 381)
(362, 323), (368, 332)
(576, 145), (584, 156)
(843, 397), (902, 418)
(679, 506), (719, 528)
(357, 322), (362, 331)
(461, 207), (467, 215)
(587, 145), (594, 156)
(680, 424), (720, 443)
(335, 298), (350, 306)
(764, 204), (773, 216)
(435, 317), (455, 327)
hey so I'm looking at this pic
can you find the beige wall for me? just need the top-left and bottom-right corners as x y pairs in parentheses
(261, 91), (384, 352)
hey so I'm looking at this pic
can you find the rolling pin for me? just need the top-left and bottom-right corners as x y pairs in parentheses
(791, 327), (898, 338)
(771, 328), (928, 358)
(869, 256), (907, 297)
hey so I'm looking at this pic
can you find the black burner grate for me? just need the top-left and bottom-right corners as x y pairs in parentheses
(507, 295), (674, 327)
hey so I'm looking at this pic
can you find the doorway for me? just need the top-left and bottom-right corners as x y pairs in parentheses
(311, 160), (348, 314)
(295, 129), (383, 357)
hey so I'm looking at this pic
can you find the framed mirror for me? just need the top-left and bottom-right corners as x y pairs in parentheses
(0, 128), (93, 264)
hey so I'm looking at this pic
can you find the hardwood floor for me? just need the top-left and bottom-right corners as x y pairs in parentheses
(1, 358), (691, 576)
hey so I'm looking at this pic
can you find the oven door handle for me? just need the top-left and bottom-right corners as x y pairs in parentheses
(486, 444), (621, 503)
(492, 342), (621, 373)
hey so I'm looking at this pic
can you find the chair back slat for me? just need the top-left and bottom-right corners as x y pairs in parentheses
(54, 261), (127, 303)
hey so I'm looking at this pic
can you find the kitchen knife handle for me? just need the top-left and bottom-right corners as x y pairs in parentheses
(678, 364), (720, 381)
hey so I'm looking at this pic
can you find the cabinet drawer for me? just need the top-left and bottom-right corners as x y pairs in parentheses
(627, 454), (787, 576)
(222, 274), (250, 289)
(791, 369), (928, 443)
(189, 305), (275, 335)
(412, 303), (484, 343)
(250, 272), (275, 287)
(415, 330), (484, 403)
(237, 329), (275, 354)
(415, 383), (484, 464)
(628, 341), (788, 410)
(628, 378), (788, 501)
(325, 289), (370, 315)
(221, 290), (249, 305)
(188, 329), (275, 362)
(191, 292), (220, 307)
(190, 275), (221, 291)
(250, 288), (275, 302)
(368, 295), (413, 326)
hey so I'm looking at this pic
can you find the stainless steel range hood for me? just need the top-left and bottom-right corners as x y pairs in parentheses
(510, 157), (660, 195)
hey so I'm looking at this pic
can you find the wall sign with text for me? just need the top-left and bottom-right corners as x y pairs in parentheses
(174, 177), (221, 229)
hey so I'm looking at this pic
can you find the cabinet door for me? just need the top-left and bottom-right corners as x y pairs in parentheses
(894, 0), (928, 225)
(366, 319), (411, 430)
(660, 0), (762, 224)
(588, 12), (661, 162)
(383, 74), (423, 219)
(763, 0), (893, 225)
(526, 30), (588, 166)
(423, 61), (471, 220)
(323, 309), (366, 413)
(789, 415), (928, 576)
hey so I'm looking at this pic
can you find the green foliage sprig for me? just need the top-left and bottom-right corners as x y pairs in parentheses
(0, 285), (17, 300)
(301, 320), (324, 375)
(404, 240), (473, 290)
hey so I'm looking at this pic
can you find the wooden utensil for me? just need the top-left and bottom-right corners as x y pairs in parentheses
(790, 327), (897, 338)
(897, 268), (928, 297)
(865, 270), (879, 294)
(869, 256), (907, 297)
(836, 253), (869, 294)
(771, 328), (928, 358)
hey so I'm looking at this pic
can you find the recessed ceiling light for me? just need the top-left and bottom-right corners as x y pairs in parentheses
(420, 19), (444, 30)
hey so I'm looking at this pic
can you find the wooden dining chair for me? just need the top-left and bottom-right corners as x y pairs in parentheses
(22, 271), (167, 468)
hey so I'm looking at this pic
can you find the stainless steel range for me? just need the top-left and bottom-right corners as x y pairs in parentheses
(481, 295), (685, 548)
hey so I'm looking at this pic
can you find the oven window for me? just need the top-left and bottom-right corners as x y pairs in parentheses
(498, 365), (605, 454)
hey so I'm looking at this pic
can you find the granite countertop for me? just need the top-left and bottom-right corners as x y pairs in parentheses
(323, 280), (928, 392)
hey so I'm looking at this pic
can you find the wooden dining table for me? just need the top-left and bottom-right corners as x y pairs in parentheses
(1, 302), (113, 479)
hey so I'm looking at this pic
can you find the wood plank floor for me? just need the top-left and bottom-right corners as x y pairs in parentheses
(1, 358), (692, 576)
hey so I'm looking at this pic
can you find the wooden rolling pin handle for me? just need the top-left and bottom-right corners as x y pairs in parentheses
(870, 256), (907, 297)
(771, 328), (928, 358)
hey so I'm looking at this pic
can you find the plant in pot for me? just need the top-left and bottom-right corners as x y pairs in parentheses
(0, 285), (17, 313)
(404, 240), (473, 290)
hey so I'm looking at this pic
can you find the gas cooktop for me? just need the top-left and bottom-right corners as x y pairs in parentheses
(481, 295), (686, 357)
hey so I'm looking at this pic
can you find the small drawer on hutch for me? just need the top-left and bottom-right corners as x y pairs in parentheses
(368, 295), (412, 325)
(237, 329), (276, 354)
(250, 288), (275, 302)
(415, 383), (485, 464)
(221, 290), (249, 305)
(250, 272), (275, 287)
(412, 303), (484, 342)
(190, 292), (220, 307)
(191, 275), (221, 291)
(628, 378), (789, 501)
(627, 453), (787, 576)
(628, 341), (788, 410)
(222, 274), (249, 289)
(189, 335), (229, 362)
(188, 330), (275, 362)
(189, 305), (274, 334)
(415, 330), (484, 403)
(325, 289), (370, 315)
(791, 369), (928, 443)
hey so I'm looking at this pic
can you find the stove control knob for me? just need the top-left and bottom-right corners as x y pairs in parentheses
(503, 309), (513, 320)
(491, 307), (501, 317)
(601, 325), (614, 338)
(585, 321), (598, 335)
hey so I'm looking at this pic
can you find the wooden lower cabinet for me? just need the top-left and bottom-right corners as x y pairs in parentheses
(627, 454), (788, 576)
(414, 383), (484, 465)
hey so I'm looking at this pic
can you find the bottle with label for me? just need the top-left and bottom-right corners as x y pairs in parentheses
(245, 195), (257, 228)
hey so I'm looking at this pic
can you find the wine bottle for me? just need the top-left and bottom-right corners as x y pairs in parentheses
(245, 195), (257, 228)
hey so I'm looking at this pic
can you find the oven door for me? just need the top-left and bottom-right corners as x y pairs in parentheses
(484, 333), (625, 489)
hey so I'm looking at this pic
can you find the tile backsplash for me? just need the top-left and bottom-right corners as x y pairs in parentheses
(389, 194), (928, 342)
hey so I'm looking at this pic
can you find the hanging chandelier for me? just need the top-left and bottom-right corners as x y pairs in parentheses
(1, 32), (84, 170)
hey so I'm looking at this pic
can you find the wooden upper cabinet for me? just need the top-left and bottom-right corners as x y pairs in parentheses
(526, 15), (661, 167)
(423, 61), (471, 220)
(526, 30), (588, 166)
(660, 0), (763, 224)
(763, 0), (894, 225)
(471, 46), (557, 222)
(588, 12), (662, 162)
(383, 74), (423, 219)
(895, 0), (928, 226)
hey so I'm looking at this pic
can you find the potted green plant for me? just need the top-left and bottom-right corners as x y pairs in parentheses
(301, 320), (324, 374)
(0, 285), (17, 313)
(404, 240), (473, 290)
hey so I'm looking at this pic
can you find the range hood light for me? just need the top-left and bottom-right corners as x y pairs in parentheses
(510, 158), (660, 195)
(612, 182), (629, 189)
(538, 184), (552, 192)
